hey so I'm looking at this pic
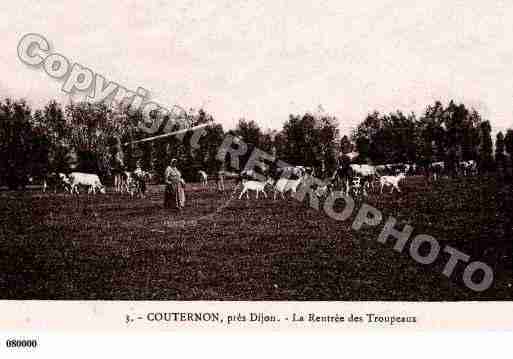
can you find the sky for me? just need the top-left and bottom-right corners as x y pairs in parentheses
(2, 0), (513, 136)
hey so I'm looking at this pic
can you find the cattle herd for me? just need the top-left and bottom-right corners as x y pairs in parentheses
(232, 159), (478, 201)
(37, 159), (478, 204)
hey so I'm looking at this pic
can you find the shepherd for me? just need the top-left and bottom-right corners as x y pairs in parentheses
(164, 158), (186, 210)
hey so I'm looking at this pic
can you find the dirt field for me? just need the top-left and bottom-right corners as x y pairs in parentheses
(0, 176), (511, 300)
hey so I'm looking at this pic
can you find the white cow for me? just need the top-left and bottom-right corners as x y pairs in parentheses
(273, 177), (302, 200)
(239, 179), (272, 199)
(198, 170), (208, 187)
(68, 172), (106, 194)
(380, 173), (406, 193)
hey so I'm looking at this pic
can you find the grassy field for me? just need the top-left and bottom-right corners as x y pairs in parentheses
(0, 176), (511, 300)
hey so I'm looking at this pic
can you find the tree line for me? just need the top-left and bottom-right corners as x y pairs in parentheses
(0, 97), (512, 189)
(351, 100), (513, 178)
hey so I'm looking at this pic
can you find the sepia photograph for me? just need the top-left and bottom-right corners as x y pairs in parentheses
(1, 0), (512, 313)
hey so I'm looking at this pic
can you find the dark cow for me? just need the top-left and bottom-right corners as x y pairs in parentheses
(331, 162), (376, 196)
(42, 172), (72, 193)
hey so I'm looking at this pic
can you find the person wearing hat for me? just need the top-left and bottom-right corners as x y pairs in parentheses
(164, 158), (186, 210)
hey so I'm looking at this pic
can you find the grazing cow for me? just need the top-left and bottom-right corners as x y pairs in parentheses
(272, 177), (303, 200)
(269, 165), (314, 199)
(238, 179), (272, 199)
(68, 172), (106, 194)
(380, 173), (406, 193)
(198, 170), (208, 187)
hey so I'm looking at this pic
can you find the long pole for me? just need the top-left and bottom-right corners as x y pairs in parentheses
(123, 123), (209, 146)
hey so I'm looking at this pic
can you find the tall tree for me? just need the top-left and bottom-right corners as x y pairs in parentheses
(353, 110), (417, 164)
(43, 100), (67, 140)
(234, 119), (262, 147)
(496, 132), (505, 161)
(503, 129), (513, 182)
(478, 120), (494, 173)
(505, 129), (513, 157)
(30, 110), (51, 179)
(495, 131), (506, 179)
(0, 99), (34, 189)
(316, 114), (339, 177)
(280, 112), (339, 174)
